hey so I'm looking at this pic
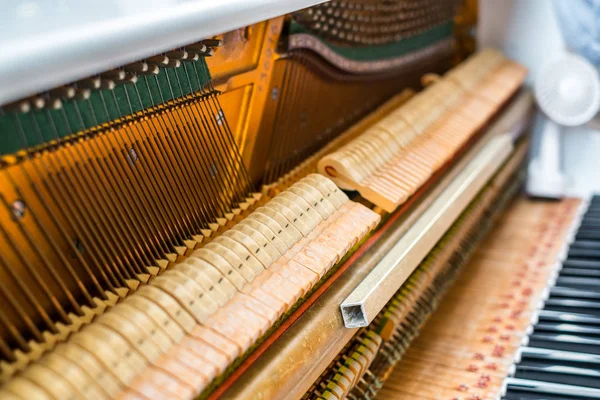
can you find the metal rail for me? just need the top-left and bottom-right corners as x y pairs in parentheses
(340, 133), (514, 328)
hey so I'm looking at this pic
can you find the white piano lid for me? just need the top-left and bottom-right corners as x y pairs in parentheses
(0, 0), (324, 107)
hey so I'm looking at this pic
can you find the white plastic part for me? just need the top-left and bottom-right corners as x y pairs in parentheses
(535, 53), (600, 126)
(526, 118), (565, 198)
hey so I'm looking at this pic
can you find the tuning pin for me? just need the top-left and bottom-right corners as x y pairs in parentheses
(124, 61), (149, 74)
(115, 72), (138, 85)
(182, 53), (200, 62)
(100, 69), (126, 81)
(98, 78), (115, 91)
(201, 39), (222, 48)
(185, 43), (214, 57)
(3, 99), (32, 113)
(45, 97), (63, 110)
(146, 55), (169, 67)
(166, 50), (188, 60)
(164, 58), (181, 68)
(185, 43), (206, 53)
(77, 77), (101, 89)
(28, 96), (46, 110)
(48, 86), (76, 100)
(74, 87), (91, 100)
(138, 64), (160, 75)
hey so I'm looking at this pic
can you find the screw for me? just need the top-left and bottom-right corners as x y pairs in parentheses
(11, 200), (26, 220)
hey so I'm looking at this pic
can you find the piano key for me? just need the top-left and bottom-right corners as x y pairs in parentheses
(543, 299), (600, 316)
(575, 231), (600, 241)
(563, 259), (600, 270)
(537, 310), (600, 326)
(518, 347), (600, 370)
(558, 268), (600, 278)
(579, 219), (600, 227)
(534, 322), (600, 337)
(568, 248), (600, 260)
(527, 333), (600, 355)
(514, 364), (600, 389)
(555, 276), (600, 290)
(570, 241), (600, 250)
(503, 377), (600, 399)
(551, 287), (600, 301)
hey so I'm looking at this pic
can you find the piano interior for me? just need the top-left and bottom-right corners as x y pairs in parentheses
(1, 1), (598, 399)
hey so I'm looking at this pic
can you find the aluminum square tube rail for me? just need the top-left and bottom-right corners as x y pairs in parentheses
(340, 133), (514, 328)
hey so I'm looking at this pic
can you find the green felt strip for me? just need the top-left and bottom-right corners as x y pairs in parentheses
(0, 59), (212, 156)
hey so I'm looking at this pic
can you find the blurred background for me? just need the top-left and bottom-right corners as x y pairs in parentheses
(479, 0), (600, 197)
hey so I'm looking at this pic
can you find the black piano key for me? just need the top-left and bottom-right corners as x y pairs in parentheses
(503, 378), (600, 399)
(570, 241), (600, 251)
(577, 225), (600, 231)
(503, 201), (600, 399)
(518, 347), (600, 370)
(537, 310), (600, 326)
(579, 218), (600, 225)
(503, 392), (580, 400)
(559, 268), (600, 278)
(576, 232), (600, 241)
(527, 333), (600, 355)
(578, 227), (600, 234)
(534, 322), (600, 338)
(568, 248), (600, 260)
(550, 287), (600, 301)
(543, 299), (600, 316)
(555, 276), (600, 291)
(563, 259), (600, 270)
(514, 364), (600, 389)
